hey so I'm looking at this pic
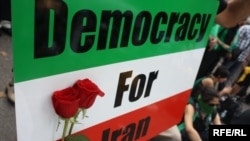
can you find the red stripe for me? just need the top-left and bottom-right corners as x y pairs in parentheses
(59, 89), (191, 141)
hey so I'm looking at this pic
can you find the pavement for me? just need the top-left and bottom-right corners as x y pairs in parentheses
(0, 31), (16, 141)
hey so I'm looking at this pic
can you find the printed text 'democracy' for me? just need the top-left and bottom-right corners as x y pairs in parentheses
(34, 0), (212, 58)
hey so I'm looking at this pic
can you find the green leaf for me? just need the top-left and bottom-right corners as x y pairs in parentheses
(65, 134), (89, 141)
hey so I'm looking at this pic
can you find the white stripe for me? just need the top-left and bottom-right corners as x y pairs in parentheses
(15, 48), (205, 141)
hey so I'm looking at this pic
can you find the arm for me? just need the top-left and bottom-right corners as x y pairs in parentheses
(216, 0), (250, 28)
(217, 37), (230, 50)
(208, 24), (220, 51)
(201, 78), (214, 88)
(184, 104), (202, 141)
(208, 36), (218, 51)
(218, 86), (232, 96)
(213, 113), (222, 125)
(243, 50), (250, 66)
(202, 78), (232, 96)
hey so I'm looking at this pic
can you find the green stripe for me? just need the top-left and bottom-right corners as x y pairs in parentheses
(12, 0), (218, 82)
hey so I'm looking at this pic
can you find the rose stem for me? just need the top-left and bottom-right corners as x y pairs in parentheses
(68, 109), (81, 136)
(62, 119), (70, 141)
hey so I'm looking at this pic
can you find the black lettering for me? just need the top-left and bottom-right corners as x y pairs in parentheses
(197, 14), (211, 42)
(111, 129), (122, 141)
(150, 12), (168, 44)
(129, 74), (146, 102)
(114, 71), (132, 107)
(98, 11), (133, 50)
(188, 13), (201, 40)
(101, 116), (151, 141)
(122, 123), (136, 141)
(135, 116), (150, 139)
(132, 11), (152, 46)
(175, 13), (190, 41)
(34, 4), (214, 59)
(165, 12), (179, 42)
(144, 71), (158, 97)
(70, 10), (97, 53)
(34, 0), (68, 58)
(102, 129), (110, 141)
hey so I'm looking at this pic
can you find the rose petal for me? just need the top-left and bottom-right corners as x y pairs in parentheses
(52, 87), (80, 118)
(73, 79), (105, 109)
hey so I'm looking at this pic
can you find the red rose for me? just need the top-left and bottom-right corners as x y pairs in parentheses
(52, 87), (80, 118)
(73, 79), (105, 109)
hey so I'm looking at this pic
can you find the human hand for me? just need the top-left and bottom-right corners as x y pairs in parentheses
(208, 37), (217, 51)
(220, 86), (232, 95)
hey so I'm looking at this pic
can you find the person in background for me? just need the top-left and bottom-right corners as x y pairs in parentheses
(230, 66), (250, 104)
(220, 20), (244, 69)
(230, 108), (250, 124)
(224, 20), (250, 86)
(195, 23), (241, 79)
(180, 87), (222, 141)
(191, 66), (231, 101)
(195, 24), (221, 79)
(216, 0), (250, 28)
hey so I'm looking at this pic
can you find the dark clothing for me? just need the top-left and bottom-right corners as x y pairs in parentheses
(230, 109), (250, 124)
(237, 72), (250, 87)
(196, 49), (222, 79)
(236, 72), (250, 98)
(191, 76), (207, 101)
(181, 130), (208, 141)
(217, 95), (242, 124)
(191, 103), (217, 132)
(180, 103), (217, 141)
(0, 0), (11, 21)
(196, 24), (240, 79)
(226, 59), (245, 85)
(196, 0), (238, 79)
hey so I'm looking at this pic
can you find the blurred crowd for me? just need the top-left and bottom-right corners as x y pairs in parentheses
(150, 16), (250, 141)
(150, 0), (250, 140)
(197, 17), (250, 103)
(176, 16), (250, 141)
(150, 17), (250, 141)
